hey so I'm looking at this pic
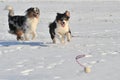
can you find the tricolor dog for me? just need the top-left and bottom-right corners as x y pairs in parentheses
(49, 11), (71, 43)
(5, 5), (40, 41)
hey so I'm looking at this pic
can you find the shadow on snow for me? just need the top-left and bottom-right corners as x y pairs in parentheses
(0, 41), (48, 47)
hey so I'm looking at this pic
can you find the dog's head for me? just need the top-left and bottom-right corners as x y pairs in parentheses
(56, 11), (70, 27)
(26, 7), (40, 18)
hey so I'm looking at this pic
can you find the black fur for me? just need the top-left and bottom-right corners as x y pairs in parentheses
(8, 16), (27, 34)
(49, 21), (56, 40)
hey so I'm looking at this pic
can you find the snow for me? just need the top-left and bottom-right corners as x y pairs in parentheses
(0, 0), (120, 80)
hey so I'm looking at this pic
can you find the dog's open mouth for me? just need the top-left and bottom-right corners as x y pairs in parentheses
(61, 22), (65, 27)
(33, 13), (39, 18)
(33, 14), (37, 17)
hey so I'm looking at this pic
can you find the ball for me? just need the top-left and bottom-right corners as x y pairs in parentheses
(84, 67), (91, 73)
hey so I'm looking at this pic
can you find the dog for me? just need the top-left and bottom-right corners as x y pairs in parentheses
(49, 11), (71, 43)
(5, 5), (40, 40)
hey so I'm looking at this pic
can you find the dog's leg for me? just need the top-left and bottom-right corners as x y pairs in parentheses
(16, 29), (24, 41)
(24, 33), (29, 41)
(56, 32), (65, 44)
(61, 35), (65, 44)
(17, 36), (21, 41)
(51, 35), (56, 43)
(32, 31), (36, 40)
(66, 31), (71, 42)
(52, 38), (56, 43)
(50, 32), (56, 43)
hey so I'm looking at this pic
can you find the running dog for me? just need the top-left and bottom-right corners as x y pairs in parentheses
(5, 5), (40, 40)
(49, 11), (71, 43)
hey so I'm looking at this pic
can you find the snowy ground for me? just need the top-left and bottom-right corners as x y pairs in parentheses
(0, 0), (120, 80)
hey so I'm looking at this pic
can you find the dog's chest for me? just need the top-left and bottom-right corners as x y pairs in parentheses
(26, 18), (39, 30)
(55, 23), (69, 34)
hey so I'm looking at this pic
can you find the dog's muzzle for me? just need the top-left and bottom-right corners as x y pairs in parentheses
(61, 21), (65, 27)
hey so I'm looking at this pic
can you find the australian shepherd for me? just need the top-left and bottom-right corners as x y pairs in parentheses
(5, 5), (40, 41)
(49, 11), (71, 44)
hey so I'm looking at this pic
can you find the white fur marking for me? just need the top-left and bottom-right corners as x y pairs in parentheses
(24, 17), (39, 40)
(55, 20), (70, 43)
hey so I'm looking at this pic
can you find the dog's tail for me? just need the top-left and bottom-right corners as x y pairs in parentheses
(4, 5), (14, 16)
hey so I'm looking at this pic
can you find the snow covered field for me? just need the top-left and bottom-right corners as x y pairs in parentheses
(0, 0), (120, 80)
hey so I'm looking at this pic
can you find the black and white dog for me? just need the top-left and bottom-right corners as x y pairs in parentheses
(5, 5), (40, 40)
(49, 11), (71, 43)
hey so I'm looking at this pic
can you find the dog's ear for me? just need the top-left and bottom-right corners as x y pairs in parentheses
(56, 13), (61, 21)
(57, 13), (60, 15)
(25, 7), (33, 13)
(25, 8), (29, 13)
(65, 11), (70, 17)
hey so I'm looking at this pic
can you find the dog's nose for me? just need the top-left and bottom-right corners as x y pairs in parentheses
(62, 21), (65, 24)
(62, 22), (65, 24)
(36, 12), (39, 14)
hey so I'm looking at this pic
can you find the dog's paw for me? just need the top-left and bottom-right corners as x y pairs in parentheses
(67, 39), (70, 42)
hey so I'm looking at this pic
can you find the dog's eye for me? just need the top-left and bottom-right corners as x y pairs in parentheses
(65, 18), (67, 20)
(66, 16), (70, 19)
(60, 19), (63, 21)
(63, 18), (68, 21)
